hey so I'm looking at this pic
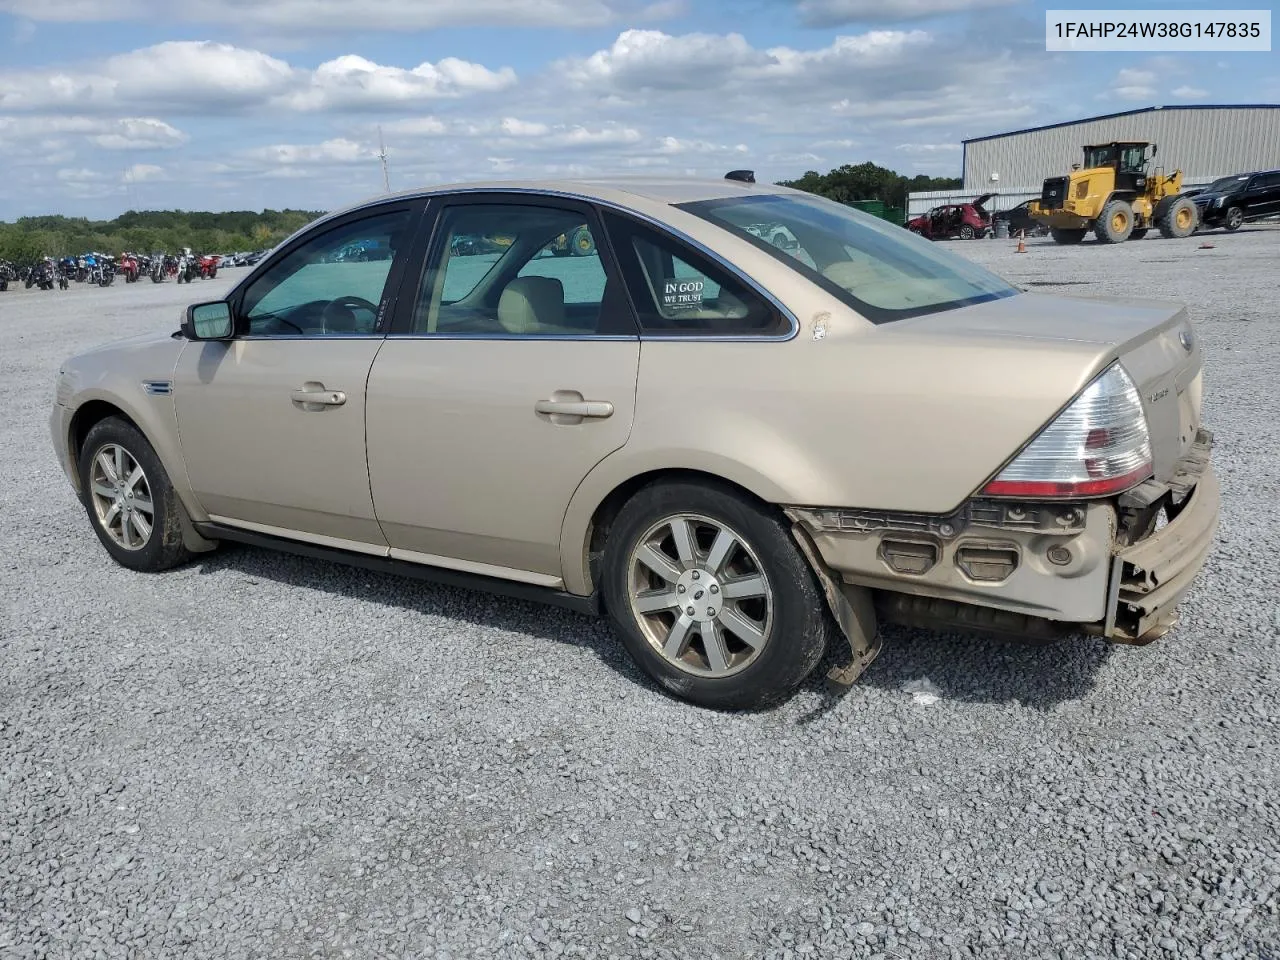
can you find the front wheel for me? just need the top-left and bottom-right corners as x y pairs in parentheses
(1157, 196), (1198, 239)
(1095, 199), (1134, 243)
(603, 481), (834, 710)
(959, 224), (975, 240)
(77, 417), (194, 572)
(1224, 206), (1244, 231)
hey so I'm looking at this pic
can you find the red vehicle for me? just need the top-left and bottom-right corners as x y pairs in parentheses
(906, 193), (994, 240)
(118, 252), (140, 283)
(198, 254), (220, 279)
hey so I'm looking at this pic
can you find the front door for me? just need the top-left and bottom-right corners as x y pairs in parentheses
(174, 205), (417, 550)
(366, 196), (640, 585)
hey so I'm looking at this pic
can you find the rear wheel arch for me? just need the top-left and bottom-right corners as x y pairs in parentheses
(566, 465), (791, 597)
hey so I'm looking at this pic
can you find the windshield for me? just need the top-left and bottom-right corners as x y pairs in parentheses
(1205, 176), (1248, 193)
(677, 193), (1018, 323)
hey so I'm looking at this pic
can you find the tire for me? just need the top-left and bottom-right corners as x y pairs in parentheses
(1157, 196), (1198, 239)
(77, 417), (194, 573)
(959, 224), (975, 240)
(1051, 228), (1087, 245)
(1094, 199), (1134, 243)
(602, 481), (835, 710)
(1224, 206), (1244, 232)
(1129, 228), (1149, 241)
(571, 226), (597, 258)
(208, 267), (217, 279)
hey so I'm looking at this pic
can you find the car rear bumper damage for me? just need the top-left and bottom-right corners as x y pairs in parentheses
(787, 431), (1219, 681)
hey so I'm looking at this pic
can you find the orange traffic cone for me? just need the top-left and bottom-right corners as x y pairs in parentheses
(1015, 230), (1027, 253)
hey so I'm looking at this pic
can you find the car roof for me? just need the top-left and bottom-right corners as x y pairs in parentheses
(328, 176), (805, 224)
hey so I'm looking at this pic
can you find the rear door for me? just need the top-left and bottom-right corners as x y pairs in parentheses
(365, 193), (640, 585)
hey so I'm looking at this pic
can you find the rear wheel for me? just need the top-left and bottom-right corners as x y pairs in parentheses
(1157, 196), (1198, 239)
(1224, 206), (1244, 231)
(1095, 199), (1134, 243)
(1051, 228), (1087, 245)
(77, 417), (194, 572)
(603, 481), (833, 710)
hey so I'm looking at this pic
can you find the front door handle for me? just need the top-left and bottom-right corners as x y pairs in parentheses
(535, 399), (614, 419)
(291, 387), (347, 407)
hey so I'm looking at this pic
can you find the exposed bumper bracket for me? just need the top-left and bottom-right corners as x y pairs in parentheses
(791, 524), (882, 691)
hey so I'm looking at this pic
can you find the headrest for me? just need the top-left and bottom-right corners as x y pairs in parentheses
(821, 260), (880, 291)
(498, 276), (566, 334)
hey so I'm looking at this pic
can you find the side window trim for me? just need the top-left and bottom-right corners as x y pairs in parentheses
(230, 201), (424, 340)
(600, 209), (798, 342)
(386, 192), (638, 339)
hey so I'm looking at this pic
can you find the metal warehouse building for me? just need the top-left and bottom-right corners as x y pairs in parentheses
(909, 104), (1280, 216)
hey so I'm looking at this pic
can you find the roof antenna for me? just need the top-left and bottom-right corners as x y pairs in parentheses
(725, 169), (755, 183)
(378, 126), (391, 193)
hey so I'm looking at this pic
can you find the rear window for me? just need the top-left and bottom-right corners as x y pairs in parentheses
(678, 192), (1018, 323)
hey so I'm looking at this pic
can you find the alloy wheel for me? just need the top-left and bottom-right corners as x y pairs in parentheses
(88, 443), (155, 551)
(627, 514), (773, 678)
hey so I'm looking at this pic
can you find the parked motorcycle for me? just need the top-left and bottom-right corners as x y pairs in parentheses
(118, 252), (140, 283)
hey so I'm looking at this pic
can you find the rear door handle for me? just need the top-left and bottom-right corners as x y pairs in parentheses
(291, 388), (347, 407)
(534, 400), (614, 419)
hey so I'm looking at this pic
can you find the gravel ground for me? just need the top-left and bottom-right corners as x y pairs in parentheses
(2, 228), (1278, 960)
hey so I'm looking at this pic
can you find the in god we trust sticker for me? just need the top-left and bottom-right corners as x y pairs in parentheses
(662, 278), (706, 310)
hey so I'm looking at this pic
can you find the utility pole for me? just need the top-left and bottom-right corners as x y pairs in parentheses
(378, 127), (391, 194)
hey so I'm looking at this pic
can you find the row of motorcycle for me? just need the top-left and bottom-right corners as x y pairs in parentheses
(0, 252), (222, 293)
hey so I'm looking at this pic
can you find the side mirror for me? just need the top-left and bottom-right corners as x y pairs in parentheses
(182, 301), (234, 340)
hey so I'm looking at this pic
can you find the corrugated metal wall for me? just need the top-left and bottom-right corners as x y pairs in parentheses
(963, 107), (1280, 191)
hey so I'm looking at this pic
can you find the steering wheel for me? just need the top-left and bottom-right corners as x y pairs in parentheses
(322, 296), (380, 334)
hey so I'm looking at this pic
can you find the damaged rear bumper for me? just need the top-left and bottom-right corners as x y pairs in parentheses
(1101, 465), (1220, 643)
(787, 441), (1219, 659)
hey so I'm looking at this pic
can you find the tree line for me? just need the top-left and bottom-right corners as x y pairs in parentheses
(778, 162), (963, 208)
(0, 209), (324, 263)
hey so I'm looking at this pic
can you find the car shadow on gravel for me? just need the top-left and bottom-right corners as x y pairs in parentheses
(192, 544), (655, 690)
(192, 545), (1116, 715)
(796, 624), (1114, 724)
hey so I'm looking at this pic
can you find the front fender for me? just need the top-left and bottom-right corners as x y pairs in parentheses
(58, 337), (206, 523)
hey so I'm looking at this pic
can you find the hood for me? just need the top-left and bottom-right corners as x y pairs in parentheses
(70, 329), (181, 362)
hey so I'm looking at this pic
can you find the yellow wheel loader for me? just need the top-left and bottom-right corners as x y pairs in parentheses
(1029, 142), (1199, 244)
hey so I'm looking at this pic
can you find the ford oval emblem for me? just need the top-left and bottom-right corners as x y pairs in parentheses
(1179, 331), (1193, 352)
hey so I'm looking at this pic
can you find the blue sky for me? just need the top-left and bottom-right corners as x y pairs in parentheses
(0, 0), (1275, 219)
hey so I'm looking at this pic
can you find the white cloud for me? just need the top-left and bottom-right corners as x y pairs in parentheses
(244, 138), (374, 166)
(500, 117), (551, 137)
(1171, 85), (1207, 99)
(895, 142), (962, 153)
(0, 0), (668, 30)
(0, 42), (512, 115)
(281, 55), (516, 111)
(0, 115), (187, 149)
(123, 163), (165, 182)
(1107, 68), (1157, 101)
(796, 0), (1016, 25)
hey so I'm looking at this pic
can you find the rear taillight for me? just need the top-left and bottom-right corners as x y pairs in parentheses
(982, 363), (1152, 498)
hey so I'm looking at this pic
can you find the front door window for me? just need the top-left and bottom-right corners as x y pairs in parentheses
(240, 209), (412, 337)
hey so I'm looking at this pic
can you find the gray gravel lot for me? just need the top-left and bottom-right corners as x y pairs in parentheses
(2, 228), (1279, 959)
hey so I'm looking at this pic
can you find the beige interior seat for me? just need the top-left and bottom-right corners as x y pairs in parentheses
(821, 260), (884, 291)
(498, 276), (567, 334)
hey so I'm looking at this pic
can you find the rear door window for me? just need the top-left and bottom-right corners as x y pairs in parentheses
(601, 212), (786, 337)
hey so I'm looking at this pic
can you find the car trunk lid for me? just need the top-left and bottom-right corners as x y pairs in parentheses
(897, 292), (1203, 484)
